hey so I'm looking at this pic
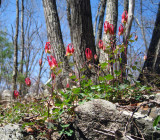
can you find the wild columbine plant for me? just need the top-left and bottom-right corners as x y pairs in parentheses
(104, 21), (114, 35)
(14, 90), (19, 98)
(25, 77), (31, 87)
(121, 11), (128, 24)
(118, 24), (124, 36)
(1, 11), (152, 139)
(66, 43), (74, 56)
(135, 35), (138, 41)
(39, 59), (42, 66)
(85, 48), (93, 61)
(45, 42), (51, 54)
(51, 72), (55, 80)
(98, 40), (103, 49)
(47, 55), (58, 70)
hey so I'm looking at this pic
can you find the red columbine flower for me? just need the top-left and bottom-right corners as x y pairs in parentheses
(14, 90), (19, 98)
(118, 24), (124, 36)
(104, 21), (114, 35)
(66, 83), (70, 88)
(135, 35), (138, 41)
(104, 21), (110, 34)
(66, 44), (74, 56)
(47, 55), (58, 70)
(85, 48), (93, 61)
(39, 59), (42, 66)
(45, 42), (51, 54)
(98, 40), (103, 49)
(109, 24), (114, 35)
(25, 77), (31, 87)
(122, 11), (128, 24)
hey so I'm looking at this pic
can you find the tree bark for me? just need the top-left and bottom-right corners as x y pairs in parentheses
(100, 0), (118, 63)
(95, 0), (107, 58)
(69, 0), (97, 77)
(12, 0), (19, 91)
(19, 0), (24, 95)
(94, 0), (102, 37)
(42, 0), (71, 74)
(138, 3), (160, 86)
(140, 0), (148, 53)
(121, 0), (135, 79)
(124, 0), (128, 11)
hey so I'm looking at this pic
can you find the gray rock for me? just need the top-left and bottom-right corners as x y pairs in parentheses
(149, 95), (155, 100)
(0, 90), (13, 105)
(155, 93), (160, 102)
(74, 99), (160, 140)
(0, 124), (23, 140)
(142, 95), (149, 101)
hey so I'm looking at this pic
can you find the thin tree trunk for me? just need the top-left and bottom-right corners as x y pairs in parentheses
(69, 0), (97, 78)
(36, 25), (45, 95)
(95, 0), (107, 58)
(124, 0), (128, 11)
(121, 0), (135, 79)
(100, 0), (118, 63)
(94, 0), (102, 37)
(12, 0), (19, 91)
(138, 3), (160, 86)
(42, 0), (71, 74)
(140, 0), (148, 53)
(19, 0), (24, 95)
(66, 1), (73, 42)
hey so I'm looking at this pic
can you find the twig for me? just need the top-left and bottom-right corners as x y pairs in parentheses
(93, 129), (136, 140)
(133, 121), (145, 140)
(93, 129), (115, 137)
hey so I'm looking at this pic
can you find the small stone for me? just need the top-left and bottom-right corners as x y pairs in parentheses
(155, 93), (160, 102)
(149, 95), (155, 100)
(142, 95), (149, 101)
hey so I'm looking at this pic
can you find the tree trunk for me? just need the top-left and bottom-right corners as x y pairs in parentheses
(42, 0), (71, 74)
(100, 0), (118, 63)
(95, 0), (107, 58)
(19, 0), (24, 95)
(69, 0), (97, 78)
(124, 0), (128, 11)
(140, 0), (148, 53)
(121, 0), (135, 79)
(94, 0), (102, 37)
(138, 3), (160, 86)
(12, 0), (19, 91)
(36, 30), (45, 95)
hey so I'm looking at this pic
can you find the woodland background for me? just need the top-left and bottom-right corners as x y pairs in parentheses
(0, 0), (160, 93)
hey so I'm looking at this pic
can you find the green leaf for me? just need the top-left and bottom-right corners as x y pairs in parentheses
(119, 84), (128, 90)
(105, 74), (114, 81)
(99, 76), (105, 81)
(81, 75), (86, 79)
(128, 39), (134, 42)
(22, 122), (35, 129)
(114, 70), (121, 76)
(69, 75), (76, 79)
(65, 129), (73, 136)
(132, 66), (137, 70)
(153, 115), (160, 128)
(72, 87), (81, 94)
(61, 124), (70, 128)
(100, 62), (108, 68)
